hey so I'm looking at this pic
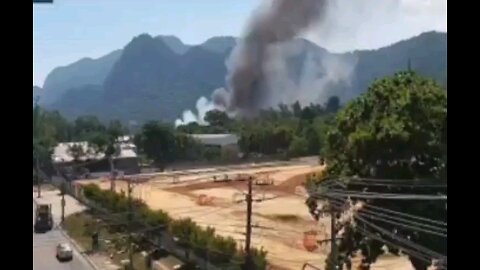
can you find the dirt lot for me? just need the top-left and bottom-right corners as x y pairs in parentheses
(77, 162), (414, 270)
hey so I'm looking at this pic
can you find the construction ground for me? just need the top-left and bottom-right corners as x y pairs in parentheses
(76, 159), (414, 270)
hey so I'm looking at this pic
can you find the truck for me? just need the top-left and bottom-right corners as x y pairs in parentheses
(34, 204), (53, 233)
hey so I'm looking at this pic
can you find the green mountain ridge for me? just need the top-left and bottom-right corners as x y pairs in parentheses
(40, 49), (123, 105)
(41, 31), (447, 123)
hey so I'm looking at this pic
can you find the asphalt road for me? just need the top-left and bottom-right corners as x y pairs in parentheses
(33, 202), (96, 270)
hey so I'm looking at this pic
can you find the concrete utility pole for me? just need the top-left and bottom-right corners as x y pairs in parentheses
(330, 206), (337, 269)
(244, 177), (254, 270)
(61, 182), (66, 223)
(313, 202), (339, 270)
(127, 178), (134, 270)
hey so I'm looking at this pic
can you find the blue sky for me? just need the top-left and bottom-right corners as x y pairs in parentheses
(33, 0), (446, 87)
(33, 0), (257, 86)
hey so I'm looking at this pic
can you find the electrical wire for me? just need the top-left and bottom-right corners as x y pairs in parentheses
(355, 225), (435, 266)
(362, 203), (447, 226)
(311, 195), (447, 267)
(345, 180), (447, 188)
(357, 208), (446, 233)
(319, 189), (447, 200)
(354, 215), (446, 260)
(326, 194), (447, 228)
(356, 211), (447, 238)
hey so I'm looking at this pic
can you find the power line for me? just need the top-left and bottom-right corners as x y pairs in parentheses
(355, 225), (436, 266)
(345, 180), (447, 188)
(325, 195), (446, 232)
(341, 177), (445, 184)
(327, 195), (446, 227)
(358, 225), (447, 269)
(356, 211), (447, 238)
(357, 208), (446, 232)
(362, 203), (447, 226)
(327, 198), (447, 242)
(315, 194), (446, 268)
(306, 176), (447, 269)
(354, 215), (446, 260)
(320, 189), (447, 200)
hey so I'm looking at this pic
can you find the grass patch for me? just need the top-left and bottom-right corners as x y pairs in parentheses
(63, 212), (94, 250)
(63, 211), (149, 270)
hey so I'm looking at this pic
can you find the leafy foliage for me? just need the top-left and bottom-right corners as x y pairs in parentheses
(135, 121), (176, 169)
(312, 71), (447, 269)
(204, 110), (230, 129)
(287, 136), (309, 157)
(74, 116), (106, 139)
(67, 144), (87, 162)
(82, 184), (267, 268)
(325, 71), (446, 180)
(233, 101), (339, 158)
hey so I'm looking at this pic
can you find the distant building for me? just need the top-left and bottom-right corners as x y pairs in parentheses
(51, 136), (140, 176)
(189, 133), (240, 160)
(189, 133), (238, 147)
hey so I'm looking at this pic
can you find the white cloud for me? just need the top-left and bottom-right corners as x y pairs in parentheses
(304, 0), (447, 52)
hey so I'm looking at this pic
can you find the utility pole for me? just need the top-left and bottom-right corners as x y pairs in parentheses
(244, 177), (254, 270)
(61, 181), (66, 223)
(34, 95), (41, 198)
(330, 206), (337, 269)
(109, 157), (116, 192)
(127, 178), (134, 270)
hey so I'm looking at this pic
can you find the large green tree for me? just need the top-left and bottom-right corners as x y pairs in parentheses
(325, 96), (340, 114)
(174, 133), (203, 161)
(325, 71), (446, 180)
(137, 121), (176, 170)
(204, 110), (230, 128)
(73, 115), (106, 140)
(315, 71), (447, 270)
(33, 107), (68, 168)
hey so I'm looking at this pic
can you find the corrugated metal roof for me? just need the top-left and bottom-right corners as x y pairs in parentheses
(52, 140), (137, 163)
(189, 133), (238, 146)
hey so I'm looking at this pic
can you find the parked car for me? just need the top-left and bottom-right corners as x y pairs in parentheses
(56, 243), (73, 262)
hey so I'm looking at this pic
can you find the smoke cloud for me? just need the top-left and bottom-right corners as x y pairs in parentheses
(304, 0), (446, 52)
(257, 41), (357, 108)
(174, 96), (216, 127)
(175, 0), (445, 125)
(215, 0), (329, 117)
(176, 0), (361, 125)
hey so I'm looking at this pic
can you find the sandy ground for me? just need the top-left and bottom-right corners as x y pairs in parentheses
(76, 162), (414, 270)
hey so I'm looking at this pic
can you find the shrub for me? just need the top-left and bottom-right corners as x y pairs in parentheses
(81, 185), (268, 268)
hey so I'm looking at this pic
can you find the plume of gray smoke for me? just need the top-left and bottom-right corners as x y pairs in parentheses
(176, 0), (359, 125)
(175, 0), (444, 125)
(259, 41), (357, 107)
(213, 0), (329, 117)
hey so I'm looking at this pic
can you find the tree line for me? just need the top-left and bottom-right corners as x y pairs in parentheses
(178, 96), (341, 159)
(33, 96), (342, 171)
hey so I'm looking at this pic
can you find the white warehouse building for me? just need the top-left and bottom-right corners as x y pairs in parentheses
(189, 133), (240, 160)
